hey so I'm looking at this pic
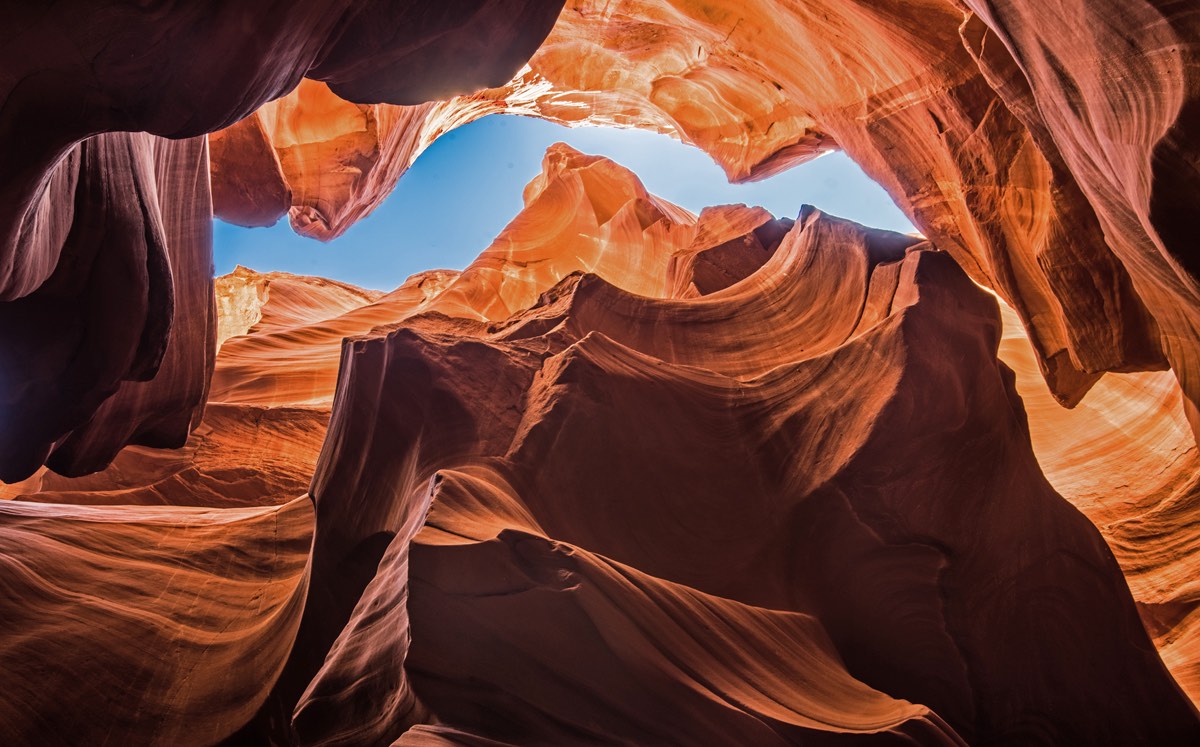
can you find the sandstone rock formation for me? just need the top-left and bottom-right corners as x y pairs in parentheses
(0, 496), (312, 746)
(284, 203), (1195, 745)
(1000, 301), (1200, 707)
(214, 144), (701, 407)
(210, 0), (1198, 439)
(0, 0), (567, 482)
(0, 265), (335, 744)
(0, 133), (213, 482)
(1, 0), (1198, 744)
(4, 0), (1197, 479)
(6, 145), (1196, 744)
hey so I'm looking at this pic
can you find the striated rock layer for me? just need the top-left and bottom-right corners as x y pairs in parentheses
(0, 497), (313, 746)
(0, 255), (348, 744)
(1, 0), (1197, 737)
(2, 0), (1196, 485)
(213, 143), (721, 407)
(1000, 300), (1200, 707)
(0, 0), (567, 482)
(0, 133), (214, 482)
(209, 0), (1199, 444)
(282, 203), (1195, 745)
(2, 142), (1198, 743)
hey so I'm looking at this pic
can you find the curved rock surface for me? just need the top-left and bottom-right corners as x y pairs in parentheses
(0, 0), (566, 481)
(209, 0), (1198, 441)
(3, 140), (1198, 743)
(4, 0), (1196, 479)
(0, 496), (312, 746)
(0, 262), (343, 743)
(959, 0), (1200, 433)
(284, 203), (1195, 745)
(0, 134), (213, 482)
(1, 0), (1198, 740)
(213, 143), (703, 406)
(1000, 301), (1200, 706)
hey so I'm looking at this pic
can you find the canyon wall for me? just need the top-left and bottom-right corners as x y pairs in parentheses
(0, 0), (1197, 744)
(3, 146), (1197, 744)
(0, 0), (567, 481)
(1, 0), (1195, 479)
(211, 0), (1199, 433)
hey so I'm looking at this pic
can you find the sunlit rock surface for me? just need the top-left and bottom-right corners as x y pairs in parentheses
(210, 0), (1198, 435)
(8, 147), (1195, 744)
(958, 0), (1200, 434)
(214, 144), (700, 407)
(0, 267), (331, 744)
(1, 0), (1198, 742)
(1001, 301), (1200, 707)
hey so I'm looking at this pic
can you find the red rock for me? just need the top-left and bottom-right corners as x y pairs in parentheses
(1000, 300), (1200, 707)
(958, 0), (1200, 433)
(0, 134), (210, 482)
(0, 496), (312, 745)
(0, 1), (1197, 740)
(210, 144), (698, 406)
(0, 0), (566, 480)
(287, 205), (1196, 743)
(206, 0), (1197, 430)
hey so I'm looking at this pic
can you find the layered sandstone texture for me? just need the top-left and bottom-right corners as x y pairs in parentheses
(0, 0), (567, 482)
(211, 0), (1200, 438)
(1, 0), (1199, 745)
(286, 202), (1196, 747)
(4, 146), (1198, 745)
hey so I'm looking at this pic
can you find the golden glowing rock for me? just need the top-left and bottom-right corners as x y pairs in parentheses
(283, 202), (1193, 744)
(210, 0), (1199, 435)
(212, 144), (699, 406)
(1, 0), (1197, 739)
(1002, 300), (1200, 706)
(5, 140), (1198, 742)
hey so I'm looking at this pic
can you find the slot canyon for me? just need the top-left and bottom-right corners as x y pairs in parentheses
(0, 1), (1198, 745)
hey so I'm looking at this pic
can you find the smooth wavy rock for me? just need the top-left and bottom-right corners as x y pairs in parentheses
(0, 263), (369, 508)
(1000, 300), (1200, 706)
(5, 0), (1198, 483)
(959, 0), (1200, 435)
(296, 463), (962, 746)
(0, 133), (213, 482)
(674, 219), (1200, 708)
(4, 133), (1195, 741)
(211, 144), (750, 406)
(1, 0), (565, 243)
(216, 266), (385, 348)
(667, 206), (794, 297)
(0, 496), (313, 746)
(0, 276), (334, 740)
(210, 79), (526, 240)
(0, 0), (566, 480)
(212, 145), (1200, 730)
(286, 207), (1197, 744)
(205, 0), (1199, 428)
(1, 404), (329, 509)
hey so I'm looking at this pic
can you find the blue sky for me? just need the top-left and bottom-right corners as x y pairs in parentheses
(213, 114), (915, 291)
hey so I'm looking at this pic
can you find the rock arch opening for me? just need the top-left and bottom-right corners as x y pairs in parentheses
(211, 112), (916, 291)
